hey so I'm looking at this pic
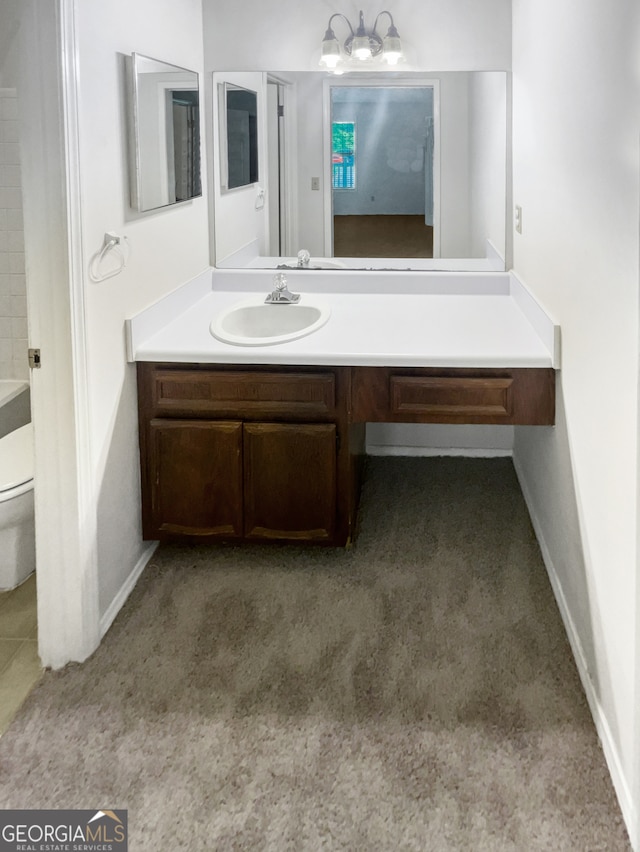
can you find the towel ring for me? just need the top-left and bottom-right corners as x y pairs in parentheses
(89, 232), (130, 282)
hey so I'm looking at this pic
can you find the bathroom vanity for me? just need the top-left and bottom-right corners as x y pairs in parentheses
(137, 361), (553, 546)
(129, 268), (558, 547)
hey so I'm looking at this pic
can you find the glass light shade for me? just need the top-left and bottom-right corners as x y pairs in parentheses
(351, 35), (373, 60)
(320, 30), (341, 68)
(382, 34), (403, 64)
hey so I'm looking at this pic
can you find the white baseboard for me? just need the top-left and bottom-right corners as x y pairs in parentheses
(513, 456), (637, 849)
(99, 542), (158, 639)
(366, 445), (513, 458)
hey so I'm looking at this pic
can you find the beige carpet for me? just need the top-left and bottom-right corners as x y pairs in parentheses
(0, 458), (630, 850)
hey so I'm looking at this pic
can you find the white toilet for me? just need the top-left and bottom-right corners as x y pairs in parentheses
(0, 422), (35, 591)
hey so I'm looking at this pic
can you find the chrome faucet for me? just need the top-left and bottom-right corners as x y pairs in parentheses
(275, 249), (317, 271)
(265, 273), (300, 304)
(297, 249), (311, 268)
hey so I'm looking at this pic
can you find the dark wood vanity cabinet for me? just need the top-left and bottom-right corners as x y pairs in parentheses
(137, 363), (363, 546)
(137, 362), (554, 547)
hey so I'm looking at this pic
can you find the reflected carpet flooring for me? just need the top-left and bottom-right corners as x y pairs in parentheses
(333, 214), (434, 258)
(0, 458), (630, 850)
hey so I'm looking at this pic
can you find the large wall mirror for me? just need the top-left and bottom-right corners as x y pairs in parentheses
(212, 70), (508, 271)
(128, 53), (202, 212)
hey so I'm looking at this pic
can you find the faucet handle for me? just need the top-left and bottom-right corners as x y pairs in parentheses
(273, 272), (288, 291)
(266, 271), (300, 304)
(297, 249), (311, 267)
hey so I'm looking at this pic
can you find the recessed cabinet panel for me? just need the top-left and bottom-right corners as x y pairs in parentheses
(351, 367), (555, 425)
(243, 423), (337, 541)
(152, 370), (336, 417)
(390, 376), (514, 418)
(150, 419), (243, 537)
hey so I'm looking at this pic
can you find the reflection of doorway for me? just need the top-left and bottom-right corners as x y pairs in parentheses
(171, 92), (201, 202)
(325, 81), (439, 259)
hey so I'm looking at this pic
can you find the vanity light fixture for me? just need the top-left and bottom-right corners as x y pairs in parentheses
(319, 10), (403, 71)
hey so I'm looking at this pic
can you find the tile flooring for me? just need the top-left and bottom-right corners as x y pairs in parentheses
(0, 573), (42, 735)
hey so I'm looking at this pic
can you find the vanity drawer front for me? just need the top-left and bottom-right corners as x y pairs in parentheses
(351, 367), (555, 425)
(390, 376), (513, 419)
(148, 368), (337, 417)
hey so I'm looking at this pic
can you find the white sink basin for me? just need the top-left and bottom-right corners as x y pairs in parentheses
(210, 298), (331, 346)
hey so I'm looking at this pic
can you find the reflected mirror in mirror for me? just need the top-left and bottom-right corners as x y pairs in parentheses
(128, 53), (202, 212)
(212, 71), (507, 272)
(219, 84), (259, 190)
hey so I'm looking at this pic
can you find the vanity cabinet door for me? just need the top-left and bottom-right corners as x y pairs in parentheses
(149, 419), (243, 539)
(243, 422), (337, 542)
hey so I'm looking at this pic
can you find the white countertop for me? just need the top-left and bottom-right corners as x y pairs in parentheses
(127, 269), (559, 369)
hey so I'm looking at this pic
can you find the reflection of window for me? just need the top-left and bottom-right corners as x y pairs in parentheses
(332, 122), (355, 189)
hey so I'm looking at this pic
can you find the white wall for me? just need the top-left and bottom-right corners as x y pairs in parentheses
(294, 73), (325, 257)
(438, 74), (470, 257)
(203, 0), (511, 71)
(367, 423), (514, 457)
(468, 72), (507, 259)
(511, 0), (640, 843)
(75, 0), (209, 619)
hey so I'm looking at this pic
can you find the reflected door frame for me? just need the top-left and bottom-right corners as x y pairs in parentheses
(322, 75), (441, 259)
(266, 75), (298, 257)
(266, 74), (298, 257)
